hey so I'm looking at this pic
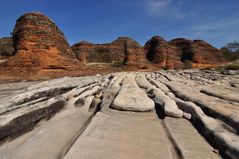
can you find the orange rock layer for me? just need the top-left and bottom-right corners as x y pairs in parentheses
(3, 12), (80, 73)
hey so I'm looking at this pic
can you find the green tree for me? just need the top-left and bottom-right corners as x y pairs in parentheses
(225, 41), (239, 63)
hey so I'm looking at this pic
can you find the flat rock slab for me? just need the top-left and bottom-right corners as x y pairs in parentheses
(0, 81), (39, 102)
(0, 97), (66, 141)
(111, 75), (154, 112)
(200, 88), (239, 103)
(64, 112), (176, 159)
(0, 103), (95, 159)
(166, 82), (239, 131)
(164, 117), (219, 159)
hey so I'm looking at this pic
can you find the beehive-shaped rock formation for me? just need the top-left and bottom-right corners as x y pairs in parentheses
(170, 38), (227, 67)
(144, 36), (182, 68)
(6, 12), (79, 72)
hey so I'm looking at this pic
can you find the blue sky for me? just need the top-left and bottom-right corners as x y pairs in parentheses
(0, 0), (238, 48)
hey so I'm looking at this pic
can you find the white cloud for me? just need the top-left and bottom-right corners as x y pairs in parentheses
(142, 0), (187, 19)
(186, 16), (239, 38)
(191, 18), (239, 31)
(172, 16), (239, 47)
(145, 0), (171, 13)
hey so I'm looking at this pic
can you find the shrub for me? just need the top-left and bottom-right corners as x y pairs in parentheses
(225, 63), (239, 70)
(163, 65), (169, 70)
(111, 61), (124, 67)
(139, 65), (148, 70)
(183, 60), (193, 69)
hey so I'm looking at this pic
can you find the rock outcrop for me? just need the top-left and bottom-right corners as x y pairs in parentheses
(4, 12), (79, 73)
(144, 36), (227, 68)
(72, 40), (124, 64)
(122, 37), (146, 65)
(72, 37), (146, 65)
(169, 38), (194, 62)
(144, 36), (183, 68)
(170, 38), (227, 67)
(0, 37), (14, 60)
(193, 40), (227, 64)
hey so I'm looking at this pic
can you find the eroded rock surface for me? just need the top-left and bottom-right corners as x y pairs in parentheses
(144, 36), (182, 68)
(170, 38), (227, 67)
(144, 36), (228, 69)
(111, 75), (154, 112)
(0, 70), (239, 159)
(72, 37), (146, 65)
(3, 12), (79, 73)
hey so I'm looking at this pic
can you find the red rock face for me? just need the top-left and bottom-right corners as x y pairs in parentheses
(72, 40), (125, 64)
(144, 36), (183, 68)
(122, 37), (146, 65)
(71, 37), (146, 65)
(193, 40), (227, 64)
(145, 36), (227, 68)
(5, 12), (79, 72)
(169, 38), (194, 62)
(170, 38), (227, 66)
(0, 37), (14, 60)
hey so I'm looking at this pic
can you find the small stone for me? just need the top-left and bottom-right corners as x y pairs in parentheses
(213, 149), (219, 154)
(183, 112), (192, 120)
